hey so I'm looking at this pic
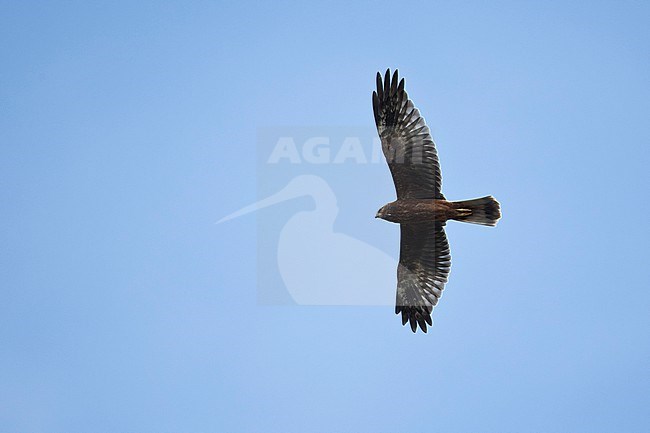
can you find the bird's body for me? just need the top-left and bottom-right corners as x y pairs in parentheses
(377, 198), (470, 224)
(373, 69), (501, 333)
(377, 196), (501, 226)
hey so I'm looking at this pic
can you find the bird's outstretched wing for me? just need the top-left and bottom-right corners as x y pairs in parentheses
(396, 223), (451, 333)
(373, 69), (443, 199)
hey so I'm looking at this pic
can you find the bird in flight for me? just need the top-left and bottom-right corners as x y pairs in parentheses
(373, 69), (501, 333)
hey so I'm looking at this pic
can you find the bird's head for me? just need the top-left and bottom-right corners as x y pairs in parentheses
(375, 203), (394, 221)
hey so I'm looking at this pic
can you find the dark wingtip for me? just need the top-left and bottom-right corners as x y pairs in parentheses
(390, 69), (398, 95)
(409, 315), (417, 333)
(372, 91), (379, 121)
(376, 72), (383, 99)
(383, 69), (390, 96)
(415, 313), (427, 333)
(397, 307), (433, 333)
(377, 69), (404, 99)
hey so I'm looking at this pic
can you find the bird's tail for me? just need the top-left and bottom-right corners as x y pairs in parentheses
(452, 196), (501, 226)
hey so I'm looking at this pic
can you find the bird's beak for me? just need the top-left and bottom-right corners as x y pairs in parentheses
(217, 183), (300, 224)
(375, 212), (380, 219)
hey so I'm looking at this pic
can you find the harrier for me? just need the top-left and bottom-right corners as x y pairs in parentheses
(373, 69), (501, 333)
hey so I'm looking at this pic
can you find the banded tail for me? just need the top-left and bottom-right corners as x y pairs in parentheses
(452, 196), (501, 227)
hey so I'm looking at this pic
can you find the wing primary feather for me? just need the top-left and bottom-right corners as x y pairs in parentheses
(396, 84), (405, 108)
(384, 69), (390, 96)
(372, 91), (379, 122)
(409, 314), (417, 333)
(376, 72), (383, 100)
(390, 69), (398, 95)
(416, 313), (428, 333)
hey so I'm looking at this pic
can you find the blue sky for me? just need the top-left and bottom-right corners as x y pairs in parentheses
(1, 1), (649, 432)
